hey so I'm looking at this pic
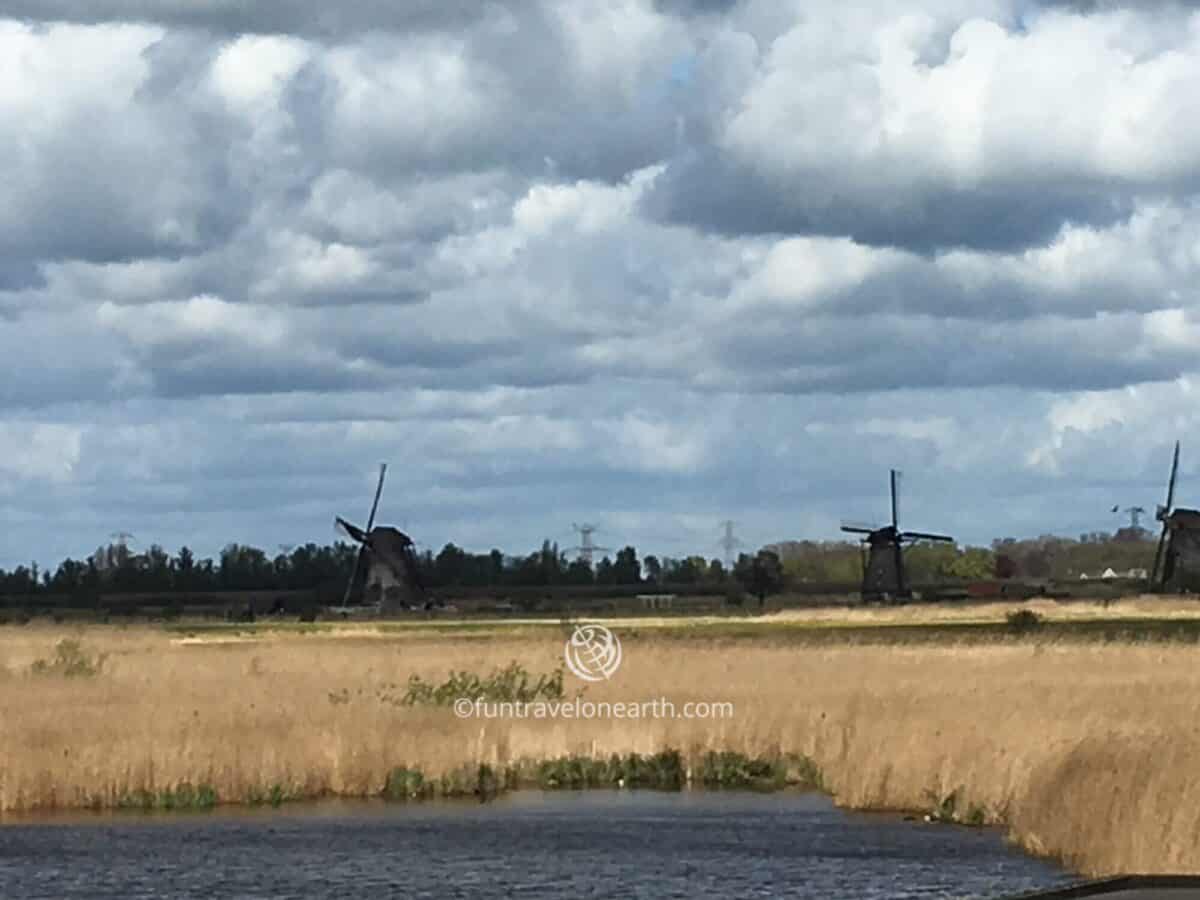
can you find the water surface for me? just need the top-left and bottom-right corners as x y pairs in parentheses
(0, 791), (1070, 899)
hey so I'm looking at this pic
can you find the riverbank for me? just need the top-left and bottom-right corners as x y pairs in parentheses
(1, 604), (1199, 875)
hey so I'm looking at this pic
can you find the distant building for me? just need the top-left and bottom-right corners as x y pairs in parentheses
(637, 594), (676, 610)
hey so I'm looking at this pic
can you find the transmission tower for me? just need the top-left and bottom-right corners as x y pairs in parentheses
(1111, 506), (1147, 530)
(719, 520), (743, 570)
(568, 523), (611, 565)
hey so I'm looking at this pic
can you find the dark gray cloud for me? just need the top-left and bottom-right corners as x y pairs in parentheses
(653, 0), (741, 18)
(0, 0), (496, 37)
(642, 150), (1137, 253)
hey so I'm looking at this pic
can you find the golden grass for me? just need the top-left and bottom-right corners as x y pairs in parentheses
(161, 594), (1200, 637)
(763, 594), (1200, 626)
(2, 618), (1200, 876)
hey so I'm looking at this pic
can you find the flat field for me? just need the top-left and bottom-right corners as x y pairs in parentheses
(2, 597), (1199, 877)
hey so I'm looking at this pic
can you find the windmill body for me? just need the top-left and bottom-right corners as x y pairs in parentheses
(1158, 509), (1200, 591)
(336, 518), (426, 612)
(335, 464), (428, 614)
(1148, 441), (1200, 592)
(842, 470), (954, 604)
(859, 525), (907, 601)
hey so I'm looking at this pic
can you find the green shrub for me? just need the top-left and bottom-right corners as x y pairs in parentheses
(245, 782), (299, 807)
(382, 766), (431, 801)
(922, 787), (962, 823)
(400, 661), (565, 707)
(382, 763), (507, 801)
(118, 782), (217, 811)
(1006, 608), (1044, 635)
(698, 751), (783, 790)
(783, 753), (825, 790)
(532, 751), (685, 790)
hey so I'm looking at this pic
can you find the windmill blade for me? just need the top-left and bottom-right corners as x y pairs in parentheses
(1151, 441), (1181, 588)
(1151, 523), (1169, 588)
(841, 518), (879, 531)
(1166, 441), (1180, 513)
(901, 531), (955, 543)
(335, 516), (368, 544)
(840, 525), (875, 536)
(890, 469), (900, 529)
(365, 463), (387, 533)
(342, 544), (366, 606)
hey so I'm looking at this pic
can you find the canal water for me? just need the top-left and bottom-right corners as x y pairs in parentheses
(0, 791), (1070, 899)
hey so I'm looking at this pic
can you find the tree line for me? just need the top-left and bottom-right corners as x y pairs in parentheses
(0, 528), (1156, 601)
(770, 528), (1156, 584)
(0, 539), (783, 599)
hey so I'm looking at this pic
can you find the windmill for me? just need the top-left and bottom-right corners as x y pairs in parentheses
(841, 469), (954, 603)
(1150, 441), (1200, 591)
(334, 463), (428, 613)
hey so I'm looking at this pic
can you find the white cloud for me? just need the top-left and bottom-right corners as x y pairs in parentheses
(209, 35), (309, 110)
(97, 295), (289, 349)
(0, 423), (83, 482)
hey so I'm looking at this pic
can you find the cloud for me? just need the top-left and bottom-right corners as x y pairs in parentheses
(0, 1), (495, 37)
(644, 6), (1200, 251)
(5, 2), (1200, 568)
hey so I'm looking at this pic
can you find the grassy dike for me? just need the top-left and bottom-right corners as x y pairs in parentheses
(3, 602), (1200, 876)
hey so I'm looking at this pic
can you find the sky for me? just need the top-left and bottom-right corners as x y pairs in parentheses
(3, 0), (1200, 570)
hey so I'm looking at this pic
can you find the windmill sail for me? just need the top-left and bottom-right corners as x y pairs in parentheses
(342, 464), (388, 606)
(1152, 441), (1180, 588)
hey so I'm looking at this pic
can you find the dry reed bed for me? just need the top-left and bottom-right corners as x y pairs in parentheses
(765, 595), (1200, 626)
(1, 623), (1198, 876)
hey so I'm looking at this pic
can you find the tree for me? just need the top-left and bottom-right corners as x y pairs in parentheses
(735, 550), (784, 606)
(539, 540), (563, 584)
(995, 553), (1018, 579)
(1023, 547), (1052, 578)
(175, 546), (195, 590)
(643, 555), (662, 584)
(435, 543), (468, 586)
(940, 547), (994, 580)
(613, 546), (641, 584)
(565, 557), (594, 585)
(706, 559), (726, 582)
(595, 556), (615, 584)
(666, 556), (701, 584)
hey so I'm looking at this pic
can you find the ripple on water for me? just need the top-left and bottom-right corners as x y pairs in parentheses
(0, 791), (1070, 899)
